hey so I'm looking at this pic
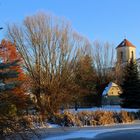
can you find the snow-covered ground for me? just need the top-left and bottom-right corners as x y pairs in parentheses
(44, 125), (140, 140)
(66, 105), (139, 113)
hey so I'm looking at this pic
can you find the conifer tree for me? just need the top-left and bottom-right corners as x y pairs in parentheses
(120, 59), (140, 108)
(74, 55), (96, 108)
(0, 40), (28, 109)
(0, 41), (31, 139)
(0, 60), (20, 138)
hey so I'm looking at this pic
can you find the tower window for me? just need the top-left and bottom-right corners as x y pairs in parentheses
(131, 51), (134, 59)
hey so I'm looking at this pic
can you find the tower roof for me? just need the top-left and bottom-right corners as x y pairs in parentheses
(116, 39), (136, 49)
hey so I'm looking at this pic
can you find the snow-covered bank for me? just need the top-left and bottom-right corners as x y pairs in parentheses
(44, 125), (140, 140)
(67, 105), (139, 113)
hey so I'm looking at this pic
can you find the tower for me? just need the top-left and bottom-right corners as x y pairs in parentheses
(116, 39), (136, 63)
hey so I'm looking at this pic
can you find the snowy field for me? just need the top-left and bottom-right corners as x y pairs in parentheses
(44, 125), (140, 140)
(66, 105), (139, 113)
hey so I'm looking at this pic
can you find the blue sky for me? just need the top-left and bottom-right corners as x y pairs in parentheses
(0, 0), (140, 57)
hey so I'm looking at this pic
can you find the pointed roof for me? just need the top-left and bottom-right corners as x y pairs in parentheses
(102, 82), (121, 96)
(102, 82), (118, 96)
(116, 39), (136, 49)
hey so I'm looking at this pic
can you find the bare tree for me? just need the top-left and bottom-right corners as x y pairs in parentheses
(114, 61), (124, 85)
(90, 41), (116, 105)
(92, 41), (116, 83)
(6, 12), (89, 117)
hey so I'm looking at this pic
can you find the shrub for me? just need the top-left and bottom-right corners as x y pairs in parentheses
(77, 111), (115, 126)
(119, 111), (134, 123)
(52, 110), (135, 127)
(97, 111), (115, 125)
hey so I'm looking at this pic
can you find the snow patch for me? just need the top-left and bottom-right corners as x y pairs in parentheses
(47, 123), (60, 128)
(67, 105), (139, 113)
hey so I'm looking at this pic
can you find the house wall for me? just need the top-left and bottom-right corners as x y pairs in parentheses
(107, 86), (122, 96)
(102, 85), (122, 105)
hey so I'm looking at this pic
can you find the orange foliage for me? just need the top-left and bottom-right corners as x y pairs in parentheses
(0, 39), (29, 108)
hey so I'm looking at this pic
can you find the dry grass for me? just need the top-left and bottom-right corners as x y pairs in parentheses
(54, 110), (135, 127)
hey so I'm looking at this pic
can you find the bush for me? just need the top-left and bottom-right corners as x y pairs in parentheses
(77, 111), (115, 126)
(97, 111), (115, 125)
(54, 111), (82, 127)
(53, 110), (135, 127)
(119, 111), (134, 123)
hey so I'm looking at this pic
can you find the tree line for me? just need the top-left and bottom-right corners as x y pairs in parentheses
(6, 12), (121, 116)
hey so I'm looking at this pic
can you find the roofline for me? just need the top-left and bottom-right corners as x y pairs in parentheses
(116, 39), (136, 49)
(116, 45), (136, 49)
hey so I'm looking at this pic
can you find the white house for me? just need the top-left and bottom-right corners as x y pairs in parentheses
(102, 82), (122, 105)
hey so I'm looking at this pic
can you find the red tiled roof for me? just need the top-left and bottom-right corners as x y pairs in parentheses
(116, 39), (136, 49)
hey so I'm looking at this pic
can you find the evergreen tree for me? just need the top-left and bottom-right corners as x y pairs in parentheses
(0, 52), (30, 138)
(120, 59), (140, 108)
(0, 60), (19, 138)
(0, 40), (28, 109)
(0, 60), (34, 139)
(74, 55), (96, 108)
(0, 61), (20, 110)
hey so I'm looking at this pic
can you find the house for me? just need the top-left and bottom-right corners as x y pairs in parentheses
(102, 82), (122, 105)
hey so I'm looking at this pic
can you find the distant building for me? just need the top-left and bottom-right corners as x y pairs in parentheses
(102, 38), (140, 105)
(116, 39), (136, 63)
(102, 82), (122, 105)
